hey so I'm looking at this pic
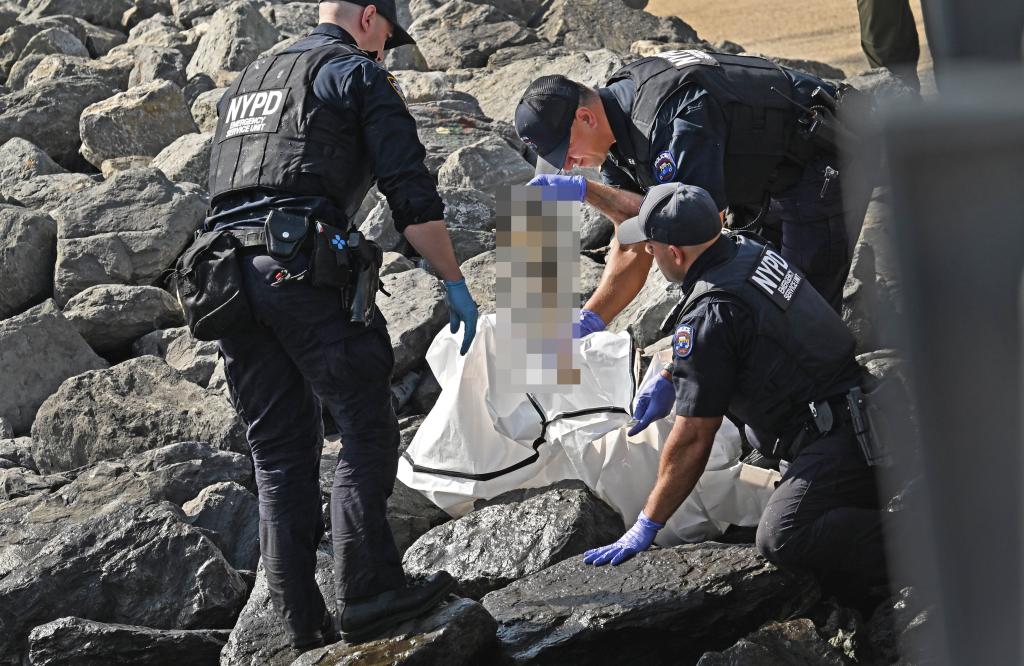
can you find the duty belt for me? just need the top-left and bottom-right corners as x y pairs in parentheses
(773, 394), (853, 461)
(226, 228), (267, 248)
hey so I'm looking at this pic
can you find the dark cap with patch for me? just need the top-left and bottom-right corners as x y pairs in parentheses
(514, 75), (580, 174)
(327, 0), (415, 49)
(617, 182), (722, 246)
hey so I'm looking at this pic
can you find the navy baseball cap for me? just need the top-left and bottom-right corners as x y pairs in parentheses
(617, 183), (722, 246)
(514, 75), (580, 175)
(329, 0), (415, 49)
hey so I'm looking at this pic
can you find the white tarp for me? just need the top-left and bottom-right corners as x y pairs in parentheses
(397, 314), (779, 545)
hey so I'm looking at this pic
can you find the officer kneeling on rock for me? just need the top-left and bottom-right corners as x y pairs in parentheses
(516, 49), (857, 334)
(198, 0), (477, 653)
(583, 182), (887, 588)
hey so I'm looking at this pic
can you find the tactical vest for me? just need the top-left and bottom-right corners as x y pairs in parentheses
(606, 50), (813, 204)
(679, 233), (859, 444)
(208, 39), (373, 214)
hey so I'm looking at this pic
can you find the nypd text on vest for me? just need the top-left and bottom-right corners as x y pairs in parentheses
(222, 89), (287, 140)
(748, 246), (803, 309)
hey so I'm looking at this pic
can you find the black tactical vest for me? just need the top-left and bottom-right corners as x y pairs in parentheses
(208, 39), (373, 213)
(606, 50), (812, 204)
(679, 233), (859, 443)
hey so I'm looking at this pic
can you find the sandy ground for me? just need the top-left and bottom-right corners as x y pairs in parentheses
(647, 0), (933, 80)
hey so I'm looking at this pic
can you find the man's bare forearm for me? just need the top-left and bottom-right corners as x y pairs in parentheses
(582, 238), (652, 324)
(584, 180), (644, 224)
(643, 415), (722, 524)
(402, 219), (462, 283)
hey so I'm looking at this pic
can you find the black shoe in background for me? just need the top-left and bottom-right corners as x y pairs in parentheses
(339, 571), (457, 644)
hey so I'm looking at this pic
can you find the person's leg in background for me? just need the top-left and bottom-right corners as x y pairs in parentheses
(857, 0), (922, 91)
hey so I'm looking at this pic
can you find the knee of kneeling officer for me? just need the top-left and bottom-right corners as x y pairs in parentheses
(756, 517), (802, 568)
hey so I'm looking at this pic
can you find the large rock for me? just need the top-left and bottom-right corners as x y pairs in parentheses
(0, 436), (35, 470)
(164, 330), (220, 386)
(190, 86), (224, 132)
(30, 355), (248, 474)
(0, 466), (69, 501)
(358, 197), (402, 252)
(3, 172), (97, 214)
(61, 284), (183, 353)
(448, 227), (495, 265)
(79, 79), (199, 168)
(407, 100), (522, 175)
(409, 0), (537, 70)
(186, 1), (279, 83)
(392, 70), (456, 104)
(294, 597), (498, 666)
(259, 2), (317, 38)
(697, 618), (852, 665)
(27, 618), (229, 666)
(183, 481), (259, 571)
(536, 0), (699, 53)
(404, 482), (623, 599)
(0, 461), (249, 664)
(129, 45), (189, 88)
(0, 137), (64, 195)
(0, 205), (57, 319)
(482, 543), (820, 664)
(456, 49), (628, 124)
(607, 260), (681, 348)
(20, 0), (134, 31)
(172, 0), (221, 27)
(124, 441), (254, 506)
(0, 300), (106, 435)
(126, 14), (194, 56)
(0, 75), (119, 167)
(22, 53), (131, 90)
(377, 268), (448, 378)
(78, 19), (128, 58)
(581, 203), (614, 250)
(151, 131), (212, 185)
(0, 17), (86, 83)
(51, 167), (207, 305)
(437, 135), (533, 197)
(440, 186), (495, 232)
(460, 250), (496, 314)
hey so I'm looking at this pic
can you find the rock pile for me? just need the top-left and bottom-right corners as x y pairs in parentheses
(0, 0), (916, 663)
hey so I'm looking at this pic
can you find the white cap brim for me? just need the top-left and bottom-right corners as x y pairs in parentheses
(616, 216), (648, 245)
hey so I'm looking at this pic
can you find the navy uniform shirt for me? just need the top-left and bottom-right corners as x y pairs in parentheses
(206, 23), (443, 231)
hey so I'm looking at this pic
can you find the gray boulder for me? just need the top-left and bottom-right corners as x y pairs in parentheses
(171, 0), (221, 27)
(448, 227), (495, 265)
(0, 75), (118, 167)
(460, 250), (495, 314)
(0, 466), (69, 500)
(407, 100), (522, 175)
(381, 251), (415, 276)
(22, 53), (131, 90)
(165, 331), (220, 386)
(79, 79), (199, 168)
(409, 0), (537, 70)
(0, 205), (57, 319)
(404, 482), (623, 599)
(456, 49), (628, 124)
(78, 19), (127, 57)
(3, 172), (97, 214)
(697, 618), (852, 665)
(183, 481), (259, 571)
(61, 284), (183, 353)
(482, 543), (820, 664)
(0, 17), (86, 83)
(581, 203), (614, 250)
(0, 461), (249, 664)
(125, 441), (254, 506)
(359, 197), (402, 252)
(182, 72), (216, 106)
(186, 1), (279, 83)
(151, 131), (212, 185)
(51, 167), (207, 306)
(30, 355), (247, 474)
(845, 67), (919, 109)
(17, 26), (88, 60)
(377, 268), (447, 379)
(0, 300), (106, 435)
(441, 186), (495, 232)
(126, 14), (194, 56)
(132, 324), (190, 358)
(27, 618), (229, 666)
(607, 261), (681, 348)
(0, 417), (11, 439)
(19, 0), (134, 31)
(437, 136), (533, 197)
(0, 436), (34, 469)
(259, 2), (317, 38)
(579, 254), (604, 305)
(536, 0), (699, 53)
(392, 70), (456, 104)
(189, 86), (224, 132)
(0, 137), (64, 195)
(294, 598), (498, 666)
(129, 45), (189, 88)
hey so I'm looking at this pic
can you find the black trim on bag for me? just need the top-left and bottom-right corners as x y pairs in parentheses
(401, 332), (640, 482)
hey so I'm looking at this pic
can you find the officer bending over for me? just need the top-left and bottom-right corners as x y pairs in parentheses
(515, 50), (855, 337)
(204, 0), (477, 653)
(583, 182), (886, 588)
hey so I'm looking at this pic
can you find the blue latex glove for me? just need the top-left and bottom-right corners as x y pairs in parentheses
(527, 174), (587, 202)
(444, 279), (478, 356)
(574, 309), (606, 338)
(583, 511), (664, 566)
(628, 374), (675, 436)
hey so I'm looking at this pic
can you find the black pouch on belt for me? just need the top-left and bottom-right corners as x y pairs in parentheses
(265, 210), (309, 261)
(309, 219), (354, 291)
(167, 229), (253, 341)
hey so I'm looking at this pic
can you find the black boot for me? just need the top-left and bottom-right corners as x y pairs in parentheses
(338, 571), (456, 643)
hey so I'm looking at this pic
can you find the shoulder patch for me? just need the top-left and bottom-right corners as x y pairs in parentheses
(747, 245), (804, 310)
(653, 150), (676, 183)
(673, 324), (694, 359)
(386, 74), (407, 106)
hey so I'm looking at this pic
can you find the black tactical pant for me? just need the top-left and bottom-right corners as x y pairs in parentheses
(218, 248), (405, 645)
(755, 423), (888, 586)
(857, 0), (921, 90)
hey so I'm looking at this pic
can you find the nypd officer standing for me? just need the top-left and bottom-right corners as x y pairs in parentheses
(514, 50), (853, 341)
(582, 182), (886, 588)
(204, 0), (477, 653)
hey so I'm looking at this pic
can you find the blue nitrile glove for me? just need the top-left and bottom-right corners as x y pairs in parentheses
(574, 309), (606, 338)
(527, 174), (587, 202)
(583, 511), (664, 566)
(628, 374), (675, 436)
(444, 279), (478, 356)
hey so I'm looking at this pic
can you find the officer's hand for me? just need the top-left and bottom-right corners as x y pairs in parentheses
(444, 279), (478, 356)
(628, 374), (674, 436)
(583, 512), (664, 566)
(574, 309), (606, 338)
(527, 174), (587, 202)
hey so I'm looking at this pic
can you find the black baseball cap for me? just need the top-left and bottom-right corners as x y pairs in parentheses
(514, 75), (580, 175)
(327, 0), (415, 49)
(617, 183), (722, 246)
